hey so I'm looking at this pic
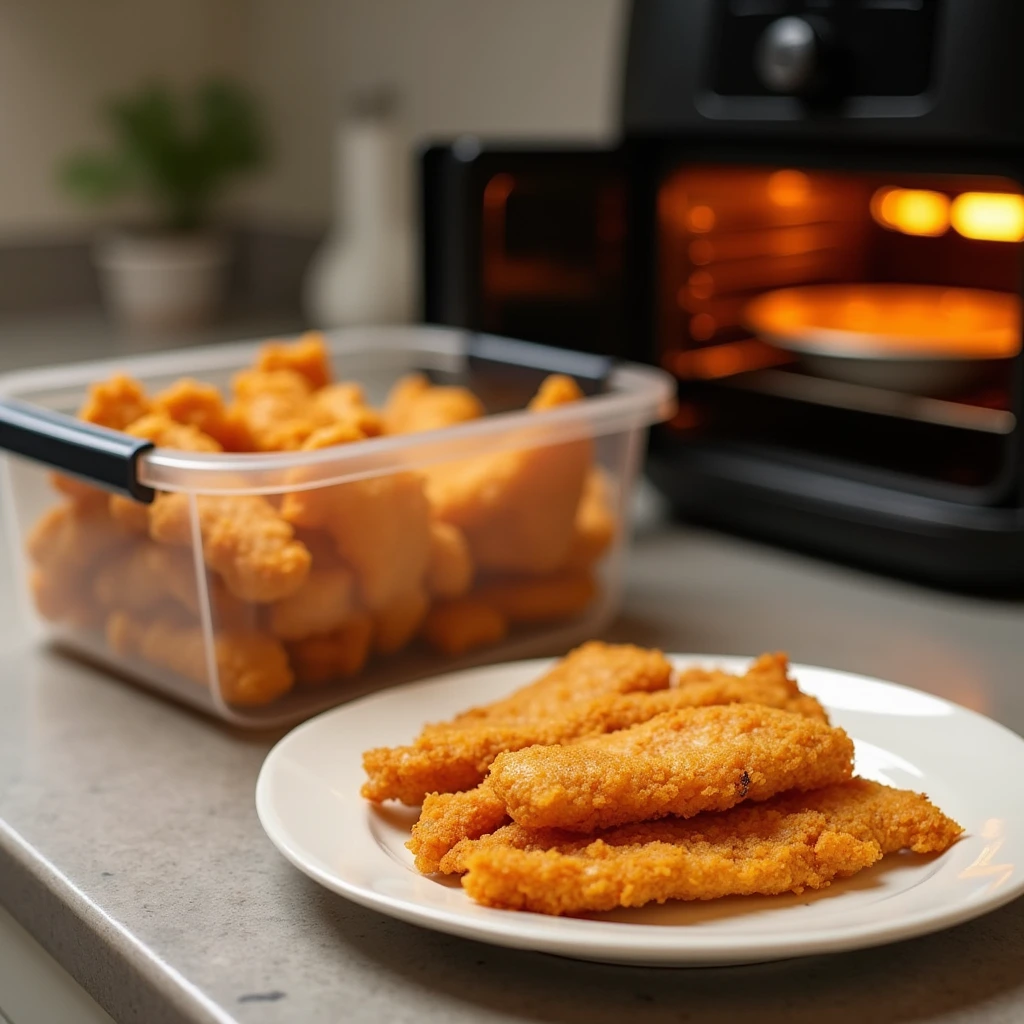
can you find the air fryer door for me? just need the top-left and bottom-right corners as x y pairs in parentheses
(421, 143), (633, 357)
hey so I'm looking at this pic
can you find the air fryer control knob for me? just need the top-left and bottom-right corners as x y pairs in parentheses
(755, 16), (824, 95)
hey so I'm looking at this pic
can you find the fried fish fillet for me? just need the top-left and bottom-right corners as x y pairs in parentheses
(426, 375), (591, 576)
(488, 704), (854, 832)
(149, 493), (311, 603)
(407, 654), (830, 872)
(255, 332), (333, 390)
(361, 642), (674, 804)
(408, 784), (509, 873)
(383, 373), (485, 434)
(449, 779), (963, 914)
(106, 611), (294, 707)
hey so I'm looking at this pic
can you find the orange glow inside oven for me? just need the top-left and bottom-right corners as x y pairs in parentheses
(658, 165), (1024, 382)
(951, 193), (1024, 242)
(870, 187), (950, 237)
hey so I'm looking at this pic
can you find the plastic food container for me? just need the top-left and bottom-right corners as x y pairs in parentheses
(0, 326), (675, 726)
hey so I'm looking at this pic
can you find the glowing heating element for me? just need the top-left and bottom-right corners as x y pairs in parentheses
(951, 193), (1024, 242)
(871, 187), (1024, 242)
(870, 187), (950, 237)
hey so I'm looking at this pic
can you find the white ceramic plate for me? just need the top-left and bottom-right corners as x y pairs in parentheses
(256, 656), (1024, 967)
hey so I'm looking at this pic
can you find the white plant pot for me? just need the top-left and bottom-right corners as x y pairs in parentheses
(95, 232), (229, 332)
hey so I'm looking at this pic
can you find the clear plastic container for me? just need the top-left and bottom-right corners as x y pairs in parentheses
(0, 326), (675, 726)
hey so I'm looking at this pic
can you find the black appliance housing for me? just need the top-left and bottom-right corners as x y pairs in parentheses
(421, 0), (1024, 589)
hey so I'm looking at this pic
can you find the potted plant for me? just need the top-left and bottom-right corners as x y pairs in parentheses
(60, 79), (267, 331)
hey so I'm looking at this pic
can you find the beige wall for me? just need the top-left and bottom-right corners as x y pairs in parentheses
(245, 0), (627, 228)
(0, 0), (626, 237)
(0, 0), (250, 239)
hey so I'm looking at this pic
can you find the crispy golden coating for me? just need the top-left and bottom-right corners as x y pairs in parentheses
(530, 374), (586, 411)
(408, 784), (508, 874)
(27, 502), (130, 574)
(421, 598), (508, 657)
(407, 655), (827, 872)
(564, 469), (616, 570)
(268, 566), (356, 641)
(450, 780), (963, 914)
(286, 612), (374, 686)
(426, 375), (590, 576)
(30, 567), (103, 629)
(373, 586), (430, 655)
(107, 412), (225, 532)
(255, 332), (332, 389)
(93, 542), (257, 630)
(106, 611), (294, 706)
(672, 651), (828, 722)
(361, 642), (673, 804)
(149, 493), (311, 603)
(281, 426), (432, 610)
(94, 543), (178, 612)
(151, 378), (254, 451)
(284, 470), (431, 611)
(473, 571), (596, 624)
(425, 521), (474, 598)
(310, 383), (384, 436)
(123, 411), (223, 452)
(78, 374), (150, 429)
(488, 704), (854, 833)
(29, 342), (629, 705)
(230, 368), (315, 451)
(383, 373), (485, 434)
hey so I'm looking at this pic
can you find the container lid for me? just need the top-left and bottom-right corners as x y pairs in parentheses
(0, 326), (676, 496)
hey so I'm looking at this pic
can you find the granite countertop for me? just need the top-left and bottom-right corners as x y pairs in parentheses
(0, 314), (1023, 1023)
(2, 502), (1024, 1024)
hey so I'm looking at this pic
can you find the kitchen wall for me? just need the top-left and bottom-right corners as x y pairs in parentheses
(0, 0), (625, 238)
(0, 0), (250, 239)
(244, 0), (627, 229)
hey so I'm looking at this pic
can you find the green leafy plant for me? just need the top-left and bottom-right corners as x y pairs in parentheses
(60, 79), (268, 233)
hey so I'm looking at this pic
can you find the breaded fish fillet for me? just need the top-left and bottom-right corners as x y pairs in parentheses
(407, 657), (829, 873)
(149, 493), (312, 603)
(361, 642), (674, 804)
(450, 779), (962, 914)
(487, 704), (854, 832)
(408, 785), (509, 874)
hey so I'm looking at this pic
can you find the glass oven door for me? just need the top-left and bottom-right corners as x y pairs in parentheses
(655, 158), (1024, 505)
(421, 144), (631, 356)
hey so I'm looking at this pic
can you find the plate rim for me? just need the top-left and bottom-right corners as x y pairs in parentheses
(256, 654), (1024, 964)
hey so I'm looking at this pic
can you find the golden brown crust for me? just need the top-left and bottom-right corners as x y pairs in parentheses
(421, 599), (508, 657)
(564, 468), (617, 570)
(451, 780), (962, 913)
(106, 611), (294, 706)
(472, 571), (596, 624)
(309, 383), (384, 437)
(361, 642), (673, 804)
(426, 375), (590, 576)
(408, 784), (509, 874)
(283, 471), (432, 611)
(425, 521), (474, 598)
(487, 704), (854, 832)
(383, 374), (484, 434)
(372, 587), (430, 655)
(404, 656), (832, 873)
(78, 374), (150, 430)
(27, 502), (131, 574)
(286, 613), (374, 686)
(255, 332), (332, 390)
(268, 567), (356, 641)
(149, 493), (311, 603)
(151, 378), (255, 451)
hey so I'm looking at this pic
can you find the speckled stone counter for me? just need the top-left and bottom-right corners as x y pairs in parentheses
(2, 501), (1024, 1024)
